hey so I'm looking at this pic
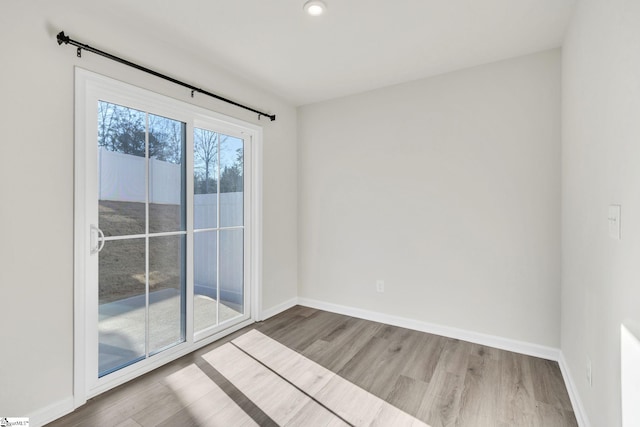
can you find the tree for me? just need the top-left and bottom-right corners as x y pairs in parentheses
(98, 102), (185, 164)
(194, 129), (218, 194)
(149, 114), (184, 164)
(220, 147), (244, 193)
(98, 101), (146, 157)
(98, 101), (118, 151)
(220, 165), (242, 192)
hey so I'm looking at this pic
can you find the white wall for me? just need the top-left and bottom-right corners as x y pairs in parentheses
(561, 0), (640, 425)
(298, 49), (561, 347)
(0, 0), (297, 419)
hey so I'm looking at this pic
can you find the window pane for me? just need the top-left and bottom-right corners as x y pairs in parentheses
(219, 229), (244, 321)
(99, 238), (146, 376)
(220, 135), (244, 227)
(149, 114), (186, 233)
(98, 101), (146, 237)
(149, 235), (186, 354)
(194, 231), (218, 333)
(194, 128), (218, 230)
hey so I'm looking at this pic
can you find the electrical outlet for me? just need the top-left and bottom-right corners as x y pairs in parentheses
(609, 204), (621, 240)
(586, 358), (592, 386)
(376, 280), (384, 293)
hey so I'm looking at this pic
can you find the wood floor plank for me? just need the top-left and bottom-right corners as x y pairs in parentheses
(286, 305), (319, 318)
(336, 335), (397, 397)
(497, 351), (537, 426)
(155, 383), (260, 427)
(71, 382), (178, 427)
(456, 354), (502, 427)
(302, 318), (383, 373)
(129, 363), (221, 426)
(233, 330), (335, 395)
(535, 402), (579, 427)
(255, 313), (307, 337)
(288, 311), (356, 350)
(319, 316), (364, 343)
(386, 375), (431, 416)
(470, 342), (502, 362)
(129, 392), (186, 426)
(371, 402), (431, 427)
(284, 399), (350, 427)
(260, 310), (349, 351)
(193, 357), (279, 427)
(417, 368), (465, 427)
(400, 333), (447, 383)
(45, 362), (181, 427)
(315, 374), (386, 425)
(114, 418), (142, 427)
(338, 325), (423, 398)
(529, 358), (574, 411)
(439, 338), (472, 375)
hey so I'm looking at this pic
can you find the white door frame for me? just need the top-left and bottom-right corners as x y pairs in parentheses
(73, 67), (263, 408)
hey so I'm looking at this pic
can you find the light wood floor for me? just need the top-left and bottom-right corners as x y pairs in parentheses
(47, 306), (577, 427)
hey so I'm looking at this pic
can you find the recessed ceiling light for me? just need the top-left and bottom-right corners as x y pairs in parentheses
(304, 0), (327, 16)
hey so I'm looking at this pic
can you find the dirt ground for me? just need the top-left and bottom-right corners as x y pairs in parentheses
(99, 201), (183, 304)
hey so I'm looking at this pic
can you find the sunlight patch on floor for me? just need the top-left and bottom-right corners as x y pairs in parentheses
(198, 329), (431, 426)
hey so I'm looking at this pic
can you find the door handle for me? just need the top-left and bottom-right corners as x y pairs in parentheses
(90, 224), (106, 254)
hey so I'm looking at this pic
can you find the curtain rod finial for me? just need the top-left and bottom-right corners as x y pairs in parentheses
(57, 31), (69, 46)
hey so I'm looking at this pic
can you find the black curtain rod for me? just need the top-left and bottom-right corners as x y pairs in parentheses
(56, 31), (276, 121)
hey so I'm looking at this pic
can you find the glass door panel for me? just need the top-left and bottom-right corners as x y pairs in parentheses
(97, 100), (186, 378)
(193, 129), (246, 335)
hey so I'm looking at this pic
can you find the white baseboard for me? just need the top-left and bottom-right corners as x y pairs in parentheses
(260, 297), (299, 321)
(297, 297), (560, 361)
(29, 396), (75, 427)
(558, 352), (591, 427)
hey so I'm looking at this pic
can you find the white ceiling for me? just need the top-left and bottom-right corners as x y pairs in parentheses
(82, 0), (577, 106)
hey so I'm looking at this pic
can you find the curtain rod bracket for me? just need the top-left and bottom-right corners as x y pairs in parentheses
(55, 30), (277, 122)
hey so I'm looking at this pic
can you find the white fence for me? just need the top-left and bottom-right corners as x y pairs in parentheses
(99, 148), (244, 305)
(99, 148), (182, 204)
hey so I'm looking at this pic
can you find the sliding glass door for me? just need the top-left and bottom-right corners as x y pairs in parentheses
(75, 69), (259, 398)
